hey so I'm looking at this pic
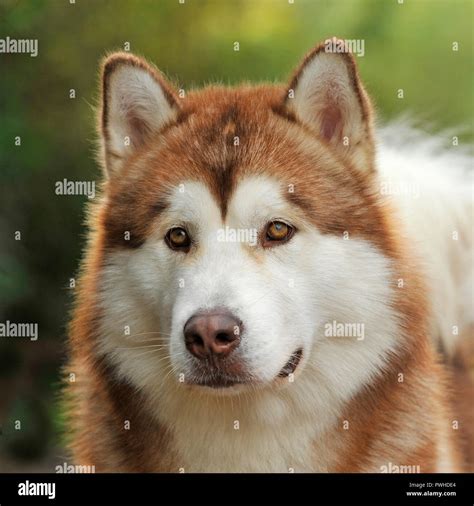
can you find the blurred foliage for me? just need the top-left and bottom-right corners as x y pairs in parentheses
(0, 0), (472, 470)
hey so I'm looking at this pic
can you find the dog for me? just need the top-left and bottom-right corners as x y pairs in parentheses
(66, 38), (473, 472)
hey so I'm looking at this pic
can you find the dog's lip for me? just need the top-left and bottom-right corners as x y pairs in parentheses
(183, 348), (304, 388)
(186, 356), (250, 389)
(277, 348), (303, 378)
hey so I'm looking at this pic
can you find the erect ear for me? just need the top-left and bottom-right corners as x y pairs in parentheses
(285, 38), (375, 173)
(100, 52), (179, 176)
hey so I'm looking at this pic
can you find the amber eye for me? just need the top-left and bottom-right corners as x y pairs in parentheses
(263, 221), (294, 246)
(165, 227), (191, 251)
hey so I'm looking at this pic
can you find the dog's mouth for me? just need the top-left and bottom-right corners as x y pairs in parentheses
(184, 348), (304, 390)
(188, 358), (250, 389)
(278, 348), (303, 378)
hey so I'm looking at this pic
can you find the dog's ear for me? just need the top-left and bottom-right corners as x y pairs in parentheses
(99, 52), (179, 176)
(285, 38), (375, 173)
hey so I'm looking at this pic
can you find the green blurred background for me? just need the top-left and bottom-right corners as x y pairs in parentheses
(0, 0), (472, 471)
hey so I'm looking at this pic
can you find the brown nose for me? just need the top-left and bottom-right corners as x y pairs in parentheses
(184, 310), (242, 359)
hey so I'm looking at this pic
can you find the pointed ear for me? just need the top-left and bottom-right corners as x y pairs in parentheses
(285, 38), (375, 173)
(100, 52), (179, 176)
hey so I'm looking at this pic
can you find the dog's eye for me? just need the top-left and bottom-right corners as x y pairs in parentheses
(263, 221), (294, 247)
(165, 227), (191, 251)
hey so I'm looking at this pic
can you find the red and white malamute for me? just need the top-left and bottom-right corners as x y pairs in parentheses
(66, 38), (473, 472)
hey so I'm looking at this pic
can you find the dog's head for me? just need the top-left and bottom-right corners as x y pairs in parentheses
(95, 39), (398, 399)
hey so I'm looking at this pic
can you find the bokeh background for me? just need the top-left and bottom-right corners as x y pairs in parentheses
(0, 0), (472, 471)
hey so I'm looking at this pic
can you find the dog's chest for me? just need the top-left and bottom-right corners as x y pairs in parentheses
(167, 414), (333, 472)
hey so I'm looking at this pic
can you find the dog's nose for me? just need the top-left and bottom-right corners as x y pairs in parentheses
(184, 310), (242, 359)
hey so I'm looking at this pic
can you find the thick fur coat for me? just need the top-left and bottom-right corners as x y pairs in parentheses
(65, 39), (473, 472)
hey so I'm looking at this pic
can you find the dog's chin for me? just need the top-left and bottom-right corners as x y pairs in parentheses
(180, 348), (304, 395)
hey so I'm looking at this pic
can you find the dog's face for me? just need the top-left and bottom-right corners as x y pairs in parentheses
(96, 41), (397, 399)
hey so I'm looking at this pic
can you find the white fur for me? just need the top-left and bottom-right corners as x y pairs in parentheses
(290, 52), (361, 132)
(377, 120), (473, 356)
(93, 119), (471, 472)
(97, 177), (400, 471)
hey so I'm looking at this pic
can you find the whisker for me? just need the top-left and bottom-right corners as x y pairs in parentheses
(116, 344), (169, 351)
(131, 337), (171, 343)
(123, 331), (172, 340)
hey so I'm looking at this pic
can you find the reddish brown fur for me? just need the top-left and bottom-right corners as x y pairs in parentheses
(65, 41), (469, 472)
